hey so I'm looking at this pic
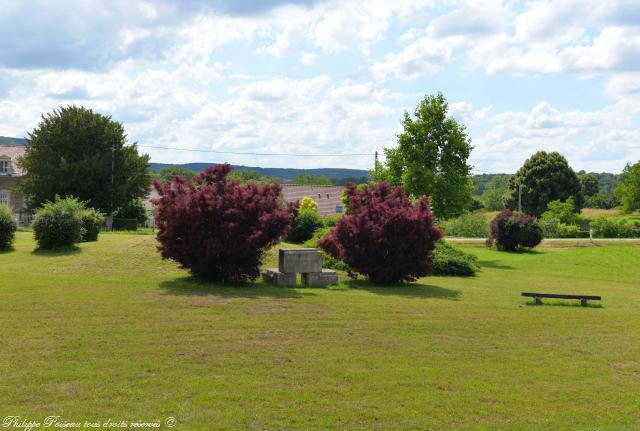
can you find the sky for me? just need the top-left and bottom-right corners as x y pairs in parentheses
(1, 0), (639, 174)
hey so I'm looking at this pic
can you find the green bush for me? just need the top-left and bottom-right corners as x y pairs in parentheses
(286, 209), (322, 243)
(590, 217), (638, 238)
(321, 214), (342, 228)
(439, 212), (489, 238)
(539, 217), (583, 238)
(541, 198), (581, 225)
(432, 240), (479, 276)
(33, 196), (83, 249)
(112, 217), (138, 231)
(0, 205), (17, 250)
(303, 227), (350, 272)
(79, 208), (104, 242)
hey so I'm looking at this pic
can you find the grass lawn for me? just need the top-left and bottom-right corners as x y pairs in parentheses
(2, 232), (640, 430)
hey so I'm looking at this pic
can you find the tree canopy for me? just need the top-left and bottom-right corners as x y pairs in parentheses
(156, 166), (196, 183)
(20, 106), (150, 213)
(291, 173), (333, 185)
(579, 173), (599, 197)
(615, 161), (640, 213)
(228, 169), (277, 184)
(506, 151), (582, 217)
(373, 93), (473, 219)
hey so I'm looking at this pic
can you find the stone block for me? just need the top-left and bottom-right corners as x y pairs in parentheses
(279, 248), (322, 274)
(301, 269), (339, 287)
(262, 268), (296, 287)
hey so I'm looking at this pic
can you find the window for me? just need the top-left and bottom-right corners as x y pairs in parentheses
(0, 190), (10, 206)
(0, 160), (9, 173)
(335, 205), (343, 214)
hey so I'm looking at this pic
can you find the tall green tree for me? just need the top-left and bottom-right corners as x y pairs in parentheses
(507, 151), (582, 217)
(374, 93), (473, 218)
(579, 173), (599, 197)
(20, 106), (150, 214)
(615, 161), (640, 213)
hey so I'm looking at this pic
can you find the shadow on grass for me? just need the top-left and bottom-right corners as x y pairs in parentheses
(31, 246), (81, 256)
(342, 279), (460, 300)
(159, 276), (318, 299)
(524, 300), (603, 309)
(478, 260), (515, 270)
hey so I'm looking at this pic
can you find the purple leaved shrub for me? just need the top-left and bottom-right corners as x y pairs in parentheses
(487, 210), (543, 251)
(318, 182), (443, 284)
(154, 164), (290, 284)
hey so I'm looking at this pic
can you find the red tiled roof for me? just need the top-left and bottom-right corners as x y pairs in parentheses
(0, 146), (26, 176)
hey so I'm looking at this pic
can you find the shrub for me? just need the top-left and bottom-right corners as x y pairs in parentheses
(540, 217), (583, 238)
(33, 196), (83, 249)
(286, 202), (322, 244)
(321, 214), (342, 227)
(432, 240), (479, 276)
(541, 198), (581, 225)
(487, 210), (543, 251)
(303, 227), (350, 272)
(318, 182), (443, 284)
(154, 164), (290, 283)
(590, 217), (638, 238)
(300, 196), (318, 213)
(0, 205), (17, 250)
(439, 212), (489, 238)
(79, 208), (104, 242)
(112, 217), (138, 231)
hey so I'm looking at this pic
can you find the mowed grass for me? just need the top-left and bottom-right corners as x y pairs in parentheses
(1, 232), (640, 430)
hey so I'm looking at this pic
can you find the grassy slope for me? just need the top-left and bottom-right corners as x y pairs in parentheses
(1, 233), (639, 430)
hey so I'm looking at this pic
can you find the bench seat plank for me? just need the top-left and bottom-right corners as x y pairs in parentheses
(521, 292), (601, 300)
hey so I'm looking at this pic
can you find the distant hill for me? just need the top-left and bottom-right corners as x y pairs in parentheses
(0, 136), (27, 146)
(149, 162), (370, 183)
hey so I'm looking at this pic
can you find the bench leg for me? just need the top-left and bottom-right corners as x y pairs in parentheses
(535, 296), (542, 305)
(580, 298), (588, 307)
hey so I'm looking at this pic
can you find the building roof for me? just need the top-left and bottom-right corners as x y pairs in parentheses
(281, 184), (345, 217)
(0, 145), (26, 176)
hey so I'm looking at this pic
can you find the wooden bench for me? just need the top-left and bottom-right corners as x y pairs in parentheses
(521, 292), (601, 306)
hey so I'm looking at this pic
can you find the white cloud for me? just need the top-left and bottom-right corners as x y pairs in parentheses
(371, 36), (454, 80)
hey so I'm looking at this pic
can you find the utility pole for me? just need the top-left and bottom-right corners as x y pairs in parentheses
(374, 151), (378, 169)
(518, 183), (522, 212)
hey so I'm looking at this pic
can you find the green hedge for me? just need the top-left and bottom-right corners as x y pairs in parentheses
(112, 217), (138, 231)
(439, 212), (489, 238)
(590, 217), (639, 238)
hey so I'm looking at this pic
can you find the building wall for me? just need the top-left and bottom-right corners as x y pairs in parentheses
(281, 184), (345, 217)
(0, 176), (25, 214)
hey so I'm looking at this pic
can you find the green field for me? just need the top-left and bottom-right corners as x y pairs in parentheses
(2, 232), (640, 430)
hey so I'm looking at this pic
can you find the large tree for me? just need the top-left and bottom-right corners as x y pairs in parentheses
(20, 106), (150, 214)
(374, 93), (473, 219)
(506, 151), (582, 217)
(615, 161), (640, 213)
(579, 173), (600, 197)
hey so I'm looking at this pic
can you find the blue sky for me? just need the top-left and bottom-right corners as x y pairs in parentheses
(1, 0), (639, 173)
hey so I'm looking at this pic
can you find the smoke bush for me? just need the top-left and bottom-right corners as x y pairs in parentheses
(154, 164), (290, 283)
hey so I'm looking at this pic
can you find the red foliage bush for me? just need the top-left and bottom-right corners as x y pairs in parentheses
(487, 210), (543, 251)
(154, 164), (290, 283)
(318, 182), (443, 284)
